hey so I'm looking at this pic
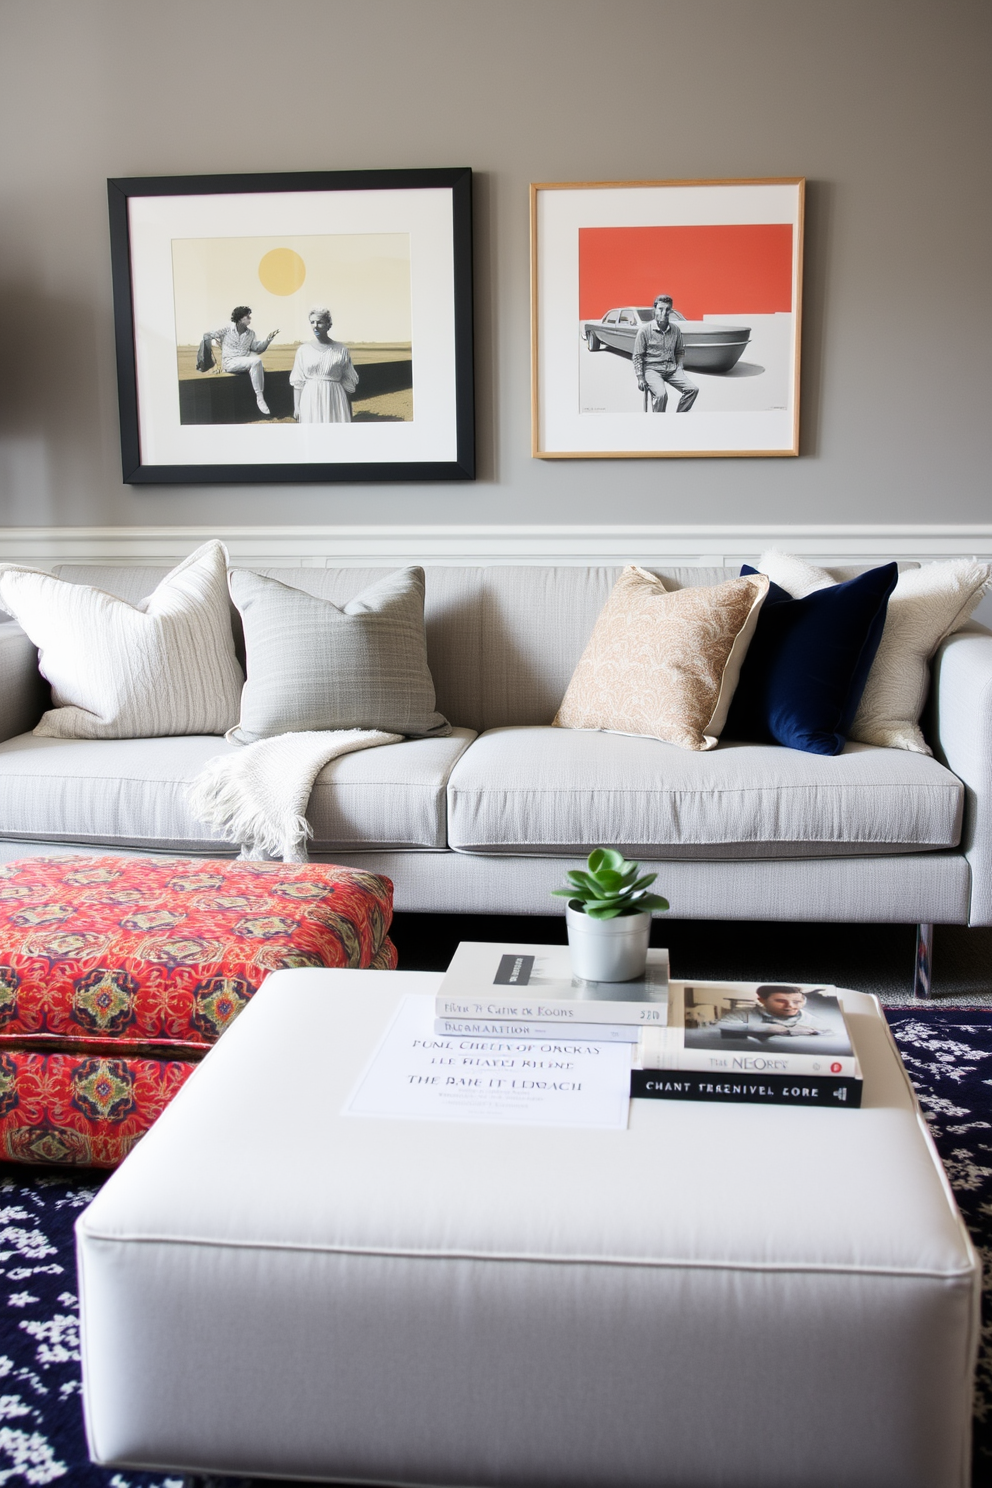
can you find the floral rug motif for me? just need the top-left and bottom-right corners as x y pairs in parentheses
(884, 1009), (992, 1486)
(1, 1008), (992, 1486)
(0, 1166), (181, 1487)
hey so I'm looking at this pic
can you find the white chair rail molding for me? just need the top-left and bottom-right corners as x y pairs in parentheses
(1, 522), (992, 572)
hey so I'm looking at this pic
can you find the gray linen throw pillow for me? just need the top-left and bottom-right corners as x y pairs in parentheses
(228, 566), (450, 744)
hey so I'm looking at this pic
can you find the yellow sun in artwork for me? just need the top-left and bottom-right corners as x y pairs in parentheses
(257, 248), (306, 296)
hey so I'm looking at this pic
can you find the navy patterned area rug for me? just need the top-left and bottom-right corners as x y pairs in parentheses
(885, 1009), (992, 1487)
(0, 1009), (991, 1488)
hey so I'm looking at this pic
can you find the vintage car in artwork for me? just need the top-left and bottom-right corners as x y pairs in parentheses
(582, 306), (751, 374)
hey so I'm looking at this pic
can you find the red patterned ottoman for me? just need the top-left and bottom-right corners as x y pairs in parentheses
(0, 856), (397, 1167)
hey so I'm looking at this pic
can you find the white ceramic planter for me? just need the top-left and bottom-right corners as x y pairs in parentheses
(565, 904), (652, 983)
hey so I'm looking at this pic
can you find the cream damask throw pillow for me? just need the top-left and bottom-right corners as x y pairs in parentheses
(755, 549), (992, 754)
(553, 565), (769, 752)
(0, 540), (244, 739)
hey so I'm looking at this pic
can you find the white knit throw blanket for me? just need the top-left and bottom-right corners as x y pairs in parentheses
(187, 729), (401, 862)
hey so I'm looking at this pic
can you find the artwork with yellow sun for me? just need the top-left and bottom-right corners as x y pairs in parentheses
(110, 166), (474, 482)
(172, 233), (413, 425)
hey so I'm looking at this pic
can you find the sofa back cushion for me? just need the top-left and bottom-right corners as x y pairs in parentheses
(54, 563), (483, 725)
(474, 566), (743, 730)
(51, 561), (921, 734)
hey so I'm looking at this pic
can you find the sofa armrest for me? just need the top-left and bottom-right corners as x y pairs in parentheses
(930, 621), (992, 925)
(0, 623), (47, 743)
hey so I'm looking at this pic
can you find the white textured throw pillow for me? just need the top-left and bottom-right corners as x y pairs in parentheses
(752, 548), (834, 598)
(0, 540), (244, 739)
(755, 550), (992, 754)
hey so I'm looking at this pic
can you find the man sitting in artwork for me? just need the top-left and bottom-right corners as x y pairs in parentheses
(197, 306), (280, 417)
(632, 294), (699, 413)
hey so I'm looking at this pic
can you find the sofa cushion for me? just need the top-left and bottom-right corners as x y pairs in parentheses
(53, 564), (486, 732)
(446, 727), (964, 858)
(755, 550), (992, 756)
(0, 541), (243, 740)
(228, 566), (450, 744)
(0, 730), (475, 854)
(553, 566), (768, 751)
(725, 563), (897, 755)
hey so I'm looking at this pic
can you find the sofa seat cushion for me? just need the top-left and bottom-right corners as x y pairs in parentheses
(0, 729), (476, 854)
(446, 727), (964, 859)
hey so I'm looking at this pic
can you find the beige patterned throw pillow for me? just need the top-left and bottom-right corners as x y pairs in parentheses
(554, 565), (769, 751)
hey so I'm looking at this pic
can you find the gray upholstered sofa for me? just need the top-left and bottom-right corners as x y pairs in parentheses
(0, 561), (988, 934)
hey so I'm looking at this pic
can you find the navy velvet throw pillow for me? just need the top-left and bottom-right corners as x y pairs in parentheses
(723, 563), (898, 755)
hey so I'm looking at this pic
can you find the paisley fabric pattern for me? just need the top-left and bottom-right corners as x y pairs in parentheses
(0, 855), (397, 1167)
(553, 565), (769, 751)
(0, 1008), (990, 1486)
(0, 1052), (191, 1166)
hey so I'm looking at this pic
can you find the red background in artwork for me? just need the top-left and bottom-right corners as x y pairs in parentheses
(578, 224), (793, 321)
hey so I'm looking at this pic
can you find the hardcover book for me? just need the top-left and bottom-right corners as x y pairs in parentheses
(630, 1068), (862, 1108)
(636, 980), (862, 1087)
(436, 942), (669, 1026)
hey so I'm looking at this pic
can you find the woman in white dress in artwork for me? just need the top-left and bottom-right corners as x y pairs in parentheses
(290, 307), (359, 422)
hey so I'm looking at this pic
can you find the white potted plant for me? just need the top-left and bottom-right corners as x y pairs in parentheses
(552, 848), (669, 983)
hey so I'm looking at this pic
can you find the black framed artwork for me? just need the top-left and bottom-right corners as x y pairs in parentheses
(107, 167), (475, 484)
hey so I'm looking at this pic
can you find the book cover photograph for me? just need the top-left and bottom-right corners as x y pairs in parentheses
(637, 982), (862, 1082)
(681, 983), (853, 1058)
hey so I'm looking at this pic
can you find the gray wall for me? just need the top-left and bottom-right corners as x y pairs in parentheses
(0, 0), (988, 531)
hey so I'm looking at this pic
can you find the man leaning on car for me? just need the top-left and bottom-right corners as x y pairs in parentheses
(632, 294), (699, 412)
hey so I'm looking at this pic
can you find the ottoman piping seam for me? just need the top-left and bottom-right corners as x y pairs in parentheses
(76, 1231), (977, 1280)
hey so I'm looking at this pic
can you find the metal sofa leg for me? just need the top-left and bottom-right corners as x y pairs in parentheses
(914, 922), (934, 998)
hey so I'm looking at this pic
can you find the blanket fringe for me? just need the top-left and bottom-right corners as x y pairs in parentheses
(186, 729), (401, 861)
(187, 760), (313, 857)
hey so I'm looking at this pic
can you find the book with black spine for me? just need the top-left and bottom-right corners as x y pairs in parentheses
(633, 981), (862, 1105)
(630, 1068), (862, 1107)
(435, 942), (669, 1027)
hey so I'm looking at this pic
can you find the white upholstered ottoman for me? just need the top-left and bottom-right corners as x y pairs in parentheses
(77, 968), (979, 1488)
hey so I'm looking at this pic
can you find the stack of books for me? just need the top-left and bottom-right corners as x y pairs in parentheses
(632, 979), (863, 1107)
(435, 943), (863, 1108)
(434, 941), (670, 1043)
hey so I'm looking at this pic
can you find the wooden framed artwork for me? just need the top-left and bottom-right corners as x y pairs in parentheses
(108, 167), (475, 484)
(531, 178), (804, 459)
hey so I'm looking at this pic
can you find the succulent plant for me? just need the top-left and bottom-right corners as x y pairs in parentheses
(552, 848), (669, 921)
